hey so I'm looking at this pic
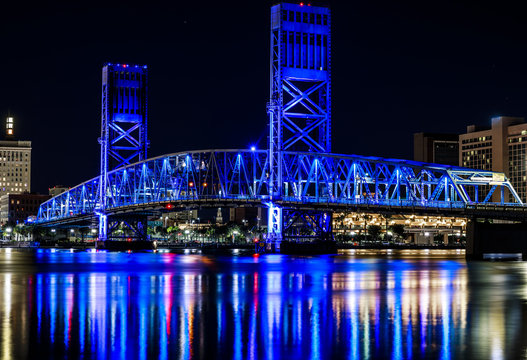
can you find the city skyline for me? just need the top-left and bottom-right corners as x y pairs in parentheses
(1, 0), (527, 193)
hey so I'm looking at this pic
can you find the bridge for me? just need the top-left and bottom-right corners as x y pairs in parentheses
(36, 149), (524, 235)
(34, 3), (527, 254)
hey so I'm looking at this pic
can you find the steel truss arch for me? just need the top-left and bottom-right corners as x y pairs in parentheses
(36, 149), (522, 225)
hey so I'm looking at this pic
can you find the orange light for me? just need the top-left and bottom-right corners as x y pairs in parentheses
(203, 182), (207, 187)
(299, 2), (304, 5)
(189, 182), (194, 187)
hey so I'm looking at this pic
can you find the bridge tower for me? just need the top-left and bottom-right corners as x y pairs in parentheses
(98, 63), (149, 240)
(267, 3), (332, 247)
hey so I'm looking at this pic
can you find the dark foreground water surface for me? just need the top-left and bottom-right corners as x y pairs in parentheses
(0, 248), (525, 359)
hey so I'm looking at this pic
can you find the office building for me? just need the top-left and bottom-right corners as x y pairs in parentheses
(0, 193), (50, 225)
(459, 116), (527, 201)
(414, 132), (459, 166)
(0, 117), (31, 196)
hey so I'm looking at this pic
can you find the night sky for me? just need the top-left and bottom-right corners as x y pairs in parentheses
(1, 0), (526, 193)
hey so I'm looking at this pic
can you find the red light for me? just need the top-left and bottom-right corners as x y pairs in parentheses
(254, 238), (259, 243)
(166, 203), (174, 210)
(127, 237), (131, 242)
(122, 64), (127, 68)
(253, 253), (260, 257)
(299, 2), (304, 5)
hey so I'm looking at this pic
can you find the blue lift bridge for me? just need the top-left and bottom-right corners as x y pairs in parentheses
(35, 3), (526, 250)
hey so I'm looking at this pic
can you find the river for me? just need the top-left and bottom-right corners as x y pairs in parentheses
(0, 248), (524, 359)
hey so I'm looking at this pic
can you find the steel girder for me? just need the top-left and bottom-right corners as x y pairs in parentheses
(268, 3), (332, 245)
(36, 150), (523, 224)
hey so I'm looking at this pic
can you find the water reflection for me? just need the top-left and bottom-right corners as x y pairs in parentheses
(0, 250), (525, 359)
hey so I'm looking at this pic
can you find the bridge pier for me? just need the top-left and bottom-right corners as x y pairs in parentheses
(466, 219), (527, 260)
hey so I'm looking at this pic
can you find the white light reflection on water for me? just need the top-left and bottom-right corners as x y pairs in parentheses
(0, 249), (524, 359)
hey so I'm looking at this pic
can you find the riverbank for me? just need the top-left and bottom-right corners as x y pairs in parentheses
(3, 240), (466, 253)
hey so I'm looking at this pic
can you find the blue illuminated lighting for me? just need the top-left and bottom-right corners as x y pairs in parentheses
(32, 2), (526, 235)
(21, 254), (469, 358)
(34, 149), (524, 225)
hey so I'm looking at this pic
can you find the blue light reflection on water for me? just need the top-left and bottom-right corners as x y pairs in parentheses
(0, 250), (524, 359)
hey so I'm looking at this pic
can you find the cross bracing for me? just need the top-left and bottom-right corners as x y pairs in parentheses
(36, 149), (523, 224)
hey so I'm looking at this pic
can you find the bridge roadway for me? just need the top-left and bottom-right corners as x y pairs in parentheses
(36, 149), (525, 228)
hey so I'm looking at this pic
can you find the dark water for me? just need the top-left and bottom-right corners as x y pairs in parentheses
(0, 248), (526, 359)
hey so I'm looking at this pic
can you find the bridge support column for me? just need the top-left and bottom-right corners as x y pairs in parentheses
(266, 203), (282, 252)
(466, 219), (527, 260)
(98, 213), (108, 241)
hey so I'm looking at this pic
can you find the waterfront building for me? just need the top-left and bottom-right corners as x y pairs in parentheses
(0, 116), (31, 196)
(413, 132), (459, 166)
(459, 116), (527, 202)
(0, 193), (50, 225)
(332, 212), (467, 245)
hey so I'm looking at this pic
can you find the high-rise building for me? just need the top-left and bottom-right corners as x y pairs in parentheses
(0, 117), (31, 196)
(413, 132), (459, 166)
(459, 116), (527, 201)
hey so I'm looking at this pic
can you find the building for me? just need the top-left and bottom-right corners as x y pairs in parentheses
(0, 193), (51, 225)
(49, 185), (69, 198)
(413, 132), (459, 166)
(0, 117), (31, 196)
(229, 207), (264, 226)
(459, 116), (527, 201)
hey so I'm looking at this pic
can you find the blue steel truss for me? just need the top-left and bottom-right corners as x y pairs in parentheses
(99, 63), (149, 240)
(268, 3), (332, 245)
(33, 4), (527, 244)
(36, 149), (523, 225)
